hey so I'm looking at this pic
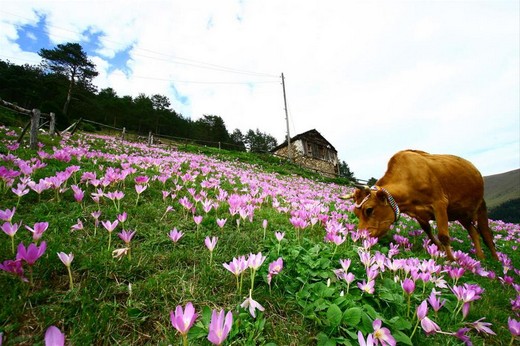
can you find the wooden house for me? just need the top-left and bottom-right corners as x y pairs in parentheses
(271, 129), (339, 178)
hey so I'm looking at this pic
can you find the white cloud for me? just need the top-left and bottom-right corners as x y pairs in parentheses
(0, 0), (518, 179)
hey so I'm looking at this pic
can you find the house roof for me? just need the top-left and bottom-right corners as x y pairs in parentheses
(272, 129), (337, 153)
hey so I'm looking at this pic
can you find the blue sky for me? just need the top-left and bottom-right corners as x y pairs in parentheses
(0, 1), (518, 179)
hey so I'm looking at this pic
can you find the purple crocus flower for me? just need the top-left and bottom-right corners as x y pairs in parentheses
(416, 300), (441, 335)
(372, 319), (396, 346)
(16, 241), (46, 266)
(509, 317), (520, 337)
(0, 259), (27, 282)
(267, 257), (284, 285)
(469, 317), (495, 335)
(118, 230), (136, 245)
(358, 331), (375, 346)
(358, 279), (375, 294)
(193, 215), (203, 225)
(223, 256), (248, 276)
(170, 302), (198, 336)
(401, 278), (415, 295)
(427, 289), (446, 312)
(0, 207), (16, 222)
(101, 220), (119, 233)
(205, 236), (218, 252)
(168, 228), (184, 243)
(25, 222), (49, 241)
(216, 218), (227, 228)
(44, 325), (65, 346)
(207, 309), (233, 345)
(2, 221), (21, 237)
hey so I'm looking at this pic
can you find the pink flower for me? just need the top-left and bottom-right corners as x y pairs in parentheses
(427, 289), (446, 312)
(118, 230), (136, 245)
(70, 219), (83, 232)
(0, 207), (16, 222)
(11, 183), (29, 197)
(170, 302), (198, 335)
(16, 241), (46, 266)
(57, 252), (74, 267)
(25, 222), (49, 241)
(223, 256), (248, 276)
(101, 220), (119, 233)
(205, 236), (218, 252)
(275, 231), (285, 241)
(0, 259), (27, 282)
(2, 221), (21, 237)
(372, 319), (396, 346)
(509, 317), (520, 337)
(416, 300), (441, 335)
(241, 293), (265, 318)
(135, 184), (147, 194)
(117, 212), (128, 223)
(216, 218), (227, 228)
(247, 252), (266, 270)
(358, 280), (375, 294)
(358, 331), (375, 346)
(168, 228), (184, 243)
(207, 309), (233, 345)
(44, 325), (65, 346)
(339, 259), (351, 272)
(193, 215), (203, 225)
(71, 184), (84, 202)
(469, 317), (495, 335)
(267, 257), (284, 285)
(401, 278), (415, 295)
(134, 175), (150, 184)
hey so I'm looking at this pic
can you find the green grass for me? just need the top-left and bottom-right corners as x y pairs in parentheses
(0, 128), (519, 345)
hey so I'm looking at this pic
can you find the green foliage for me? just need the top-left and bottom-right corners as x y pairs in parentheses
(489, 198), (520, 223)
(0, 129), (518, 346)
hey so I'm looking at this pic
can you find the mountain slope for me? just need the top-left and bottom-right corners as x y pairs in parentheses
(484, 169), (520, 223)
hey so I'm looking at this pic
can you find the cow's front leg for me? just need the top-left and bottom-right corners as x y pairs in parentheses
(417, 219), (441, 247)
(433, 204), (455, 261)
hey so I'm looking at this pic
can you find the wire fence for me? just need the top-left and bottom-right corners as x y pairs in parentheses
(1, 99), (346, 179)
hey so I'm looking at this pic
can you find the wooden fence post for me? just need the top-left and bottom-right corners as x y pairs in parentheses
(49, 112), (56, 136)
(30, 109), (40, 150)
(147, 131), (152, 146)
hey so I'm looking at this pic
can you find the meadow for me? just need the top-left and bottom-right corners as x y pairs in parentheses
(0, 126), (519, 345)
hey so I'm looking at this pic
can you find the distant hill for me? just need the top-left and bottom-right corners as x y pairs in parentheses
(484, 169), (520, 223)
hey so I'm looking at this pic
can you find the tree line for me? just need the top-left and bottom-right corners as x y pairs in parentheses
(0, 43), (277, 153)
(0, 42), (356, 178)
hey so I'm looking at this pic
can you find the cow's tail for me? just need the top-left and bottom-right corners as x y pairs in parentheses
(477, 200), (499, 260)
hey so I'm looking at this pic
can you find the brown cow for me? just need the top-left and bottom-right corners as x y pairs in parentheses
(342, 150), (498, 261)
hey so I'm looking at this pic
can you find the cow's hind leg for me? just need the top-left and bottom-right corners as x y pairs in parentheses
(459, 218), (485, 259)
(476, 201), (499, 260)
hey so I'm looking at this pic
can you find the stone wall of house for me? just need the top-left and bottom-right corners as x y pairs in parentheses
(274, 141), (338, 178)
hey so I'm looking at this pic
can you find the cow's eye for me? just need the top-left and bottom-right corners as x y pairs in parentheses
(365, 207), (373, 217)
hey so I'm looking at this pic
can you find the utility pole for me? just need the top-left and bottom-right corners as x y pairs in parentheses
(281, 73), (292, 162)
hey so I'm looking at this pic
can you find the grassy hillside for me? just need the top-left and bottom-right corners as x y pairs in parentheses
(484, 169), (520, 209)
(0, 128), (519, 345)
(484, 169), (520, 223)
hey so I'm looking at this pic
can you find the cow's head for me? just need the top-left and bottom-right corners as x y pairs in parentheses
(341, 185), (399, 238)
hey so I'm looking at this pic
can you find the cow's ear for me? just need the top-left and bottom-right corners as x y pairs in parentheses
(375, 189), (388, 205)
(355, 188), (369, 201)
